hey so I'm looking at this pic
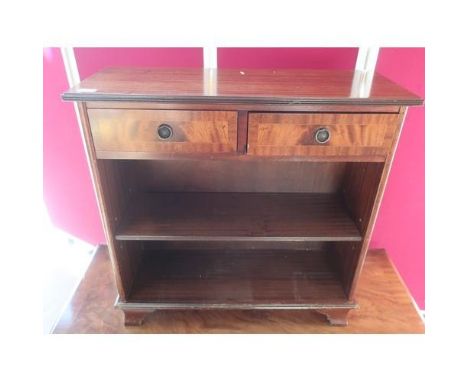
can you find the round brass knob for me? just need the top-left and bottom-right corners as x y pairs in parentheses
(315, 127), (331, 144)
(157, 124), (173, 140)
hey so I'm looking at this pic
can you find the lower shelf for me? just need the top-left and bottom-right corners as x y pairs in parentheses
(123, 249), (353, 308)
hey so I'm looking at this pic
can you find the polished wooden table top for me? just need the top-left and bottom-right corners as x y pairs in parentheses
(62, 68), (423, 105)
(53, 247), (424, 334)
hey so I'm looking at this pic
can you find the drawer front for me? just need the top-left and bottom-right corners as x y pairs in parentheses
(247, 113), (400, 158)
(88, 109), (238, 157)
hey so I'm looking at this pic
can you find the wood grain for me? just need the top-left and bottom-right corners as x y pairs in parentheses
(120, 159), (347, 193)
(52, 247), (425, 334)
(62, 68), (423, 106)
(122, 310), (148, 326)
(346, 108), (409, 299)
(88, 109), (238, 157)
(85, 101), (402, 114)
(316, 308), (353, 326)
(329, 112), (405, 299)
(248, 113), (399, 158)
(237, 110), (248, 153)
(342, 162), (385, 233)
(95, 151), (387, 162)
(115, 192), (362, 242)
(76, 102), (136, 300)
(124, 248), (351, 306)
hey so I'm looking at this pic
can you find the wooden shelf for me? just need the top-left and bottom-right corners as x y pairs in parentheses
(127, 249), (351, 307)
(116, 192), (362, 242)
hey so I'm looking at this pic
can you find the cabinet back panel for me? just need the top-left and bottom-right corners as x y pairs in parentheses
(142, 241), (328, 252)
(120, 160), (347, 193)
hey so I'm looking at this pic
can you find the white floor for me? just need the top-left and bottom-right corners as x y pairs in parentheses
(42, 220), (95, 334)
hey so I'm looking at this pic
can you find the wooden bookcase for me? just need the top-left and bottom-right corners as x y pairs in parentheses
(63, 68), (422, 326)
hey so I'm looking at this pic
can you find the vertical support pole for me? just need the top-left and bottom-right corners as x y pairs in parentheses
(355, 47), (379, 79)
(203, 46), (217, 69)
(60, 47), (83, 143)
(351, 47), (380, 98)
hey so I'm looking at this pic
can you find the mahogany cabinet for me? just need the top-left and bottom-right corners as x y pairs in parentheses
(63, 68), (422, 326)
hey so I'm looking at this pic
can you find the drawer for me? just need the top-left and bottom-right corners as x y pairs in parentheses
(88, 109), (238, 157)
(247, 113), (400, 158)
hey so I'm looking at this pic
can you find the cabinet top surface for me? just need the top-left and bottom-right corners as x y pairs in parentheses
(62, 67), (423, 106)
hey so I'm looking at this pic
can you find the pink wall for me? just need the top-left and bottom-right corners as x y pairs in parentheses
(371, 48), (425, 309)
(43, 48), (204, 244)
(43, 48), (103, 244)
(43, 47), (424, 308)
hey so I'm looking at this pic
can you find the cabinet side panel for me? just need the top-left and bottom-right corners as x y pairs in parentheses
(331, 243), (361, 297)
(97, 160), (142, 298)
(77, 102), (141, 300)
(340, 107), (408, 298)
(331, 162), (383, 296)
(342, 162), (385, 234)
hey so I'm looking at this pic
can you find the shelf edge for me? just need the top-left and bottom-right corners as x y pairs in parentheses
(114, 235), (363, 242)
(115, 300), (358, 310)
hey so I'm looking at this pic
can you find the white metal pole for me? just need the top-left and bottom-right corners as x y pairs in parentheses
(203, 46), (217, 69)
(351, 47), (380, 98)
